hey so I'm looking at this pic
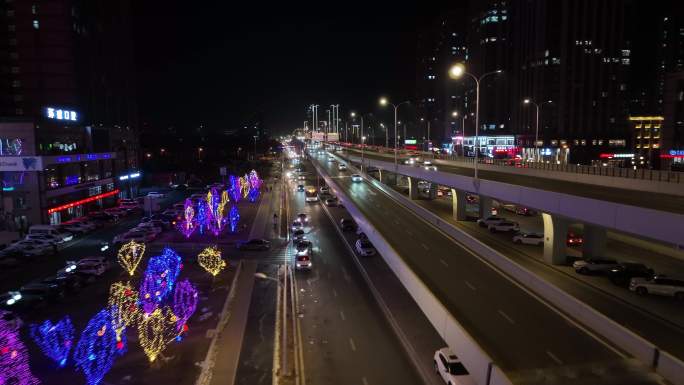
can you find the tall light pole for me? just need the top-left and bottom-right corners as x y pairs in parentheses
(449, 63), (502, 180)
(380, 123), (387, 148)
(351, 112), (365, 170)
(452, 111), (468, 156)
(523, 98), (553, 153)
(420, 118), (431, 148)
(379, 97), (410, 178)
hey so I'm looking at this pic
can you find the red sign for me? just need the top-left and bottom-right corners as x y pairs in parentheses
(47, 189), (120, 214)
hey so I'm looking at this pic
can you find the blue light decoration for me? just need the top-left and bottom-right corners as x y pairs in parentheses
(65, 175), (80, 186)
(229, 205), (240, 233)
(172, 280), (199, 337)
(228, 175), (242, 203)
(196, 199), (209, 235)
(29, 316), (75, 368)
(0, 317), (40, 385)
(139, 248), (183, 314)
(73, 309), (123, 385)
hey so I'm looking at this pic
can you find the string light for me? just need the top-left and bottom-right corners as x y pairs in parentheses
(197, 246), (226, 276)
(137, 307), (179, 362)
(229, 175), (241, 203)
(229, 205), (240, 233)
(247, 170), (262, 202)
(108, 282), (140, 341)
(239, 176), (250, 199)
(29, 316), (74, 368)
(74, 309), (123, 385)
(173, 280), (198, 334)
(0, 317), (40, 385)
(196, 200), (208, 235)
(117, 240), (146, 276)
(177, 198), (196, 238)
(139, 248), (182, 314)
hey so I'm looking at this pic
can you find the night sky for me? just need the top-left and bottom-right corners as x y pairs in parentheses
(133, 2), (451, 136)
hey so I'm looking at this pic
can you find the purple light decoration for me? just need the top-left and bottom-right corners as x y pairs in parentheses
(172, 280), (198, 333)
(139, 272), (161, 315)
(177, 198), (196, 238)
(74, 309), (123, 385)
(229, 205), (240, 233)
(139, 248), (183, 314)
(29, 316), (75, 368)
(247, 170), (262, 203)
(229, 175), (241, 203)
(0, 318), (40, 385)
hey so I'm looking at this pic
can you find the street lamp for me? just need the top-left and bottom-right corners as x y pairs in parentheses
(523, 98), (553, 152)
(452, 112), (468, 156)
(420, 117), (431, 152)
(198, 147), (203, 161)
(361, 136), (367, 172)
(448, 63), (502, 180)
(379, 97), (410, 180)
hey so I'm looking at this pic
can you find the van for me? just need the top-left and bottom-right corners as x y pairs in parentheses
(28, 225), (73, 242)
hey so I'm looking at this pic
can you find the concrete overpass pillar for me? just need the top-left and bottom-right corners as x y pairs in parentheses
(478, 196), (492, 218)
(451, 189), (467, 221)
(583, 224), (607, 259)
(428, 183), (437, 200)
(407, 177), (419, 200)
(542, 213), (569, 265)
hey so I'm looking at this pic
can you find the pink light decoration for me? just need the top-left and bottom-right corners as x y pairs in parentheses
(0, 318), (39, 385)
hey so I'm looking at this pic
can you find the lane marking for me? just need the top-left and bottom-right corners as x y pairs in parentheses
(498, 310), (515, 324)
(349, 338), (357, 352)
(362, 377), (369, 385)
(464, 281), (476, 291)
(546, 350), (563, 365)
(332, 288), (338, 298)
(421, 243), (429, 250)
(340, 311), (346, 321)
(439, 259), (449, 267)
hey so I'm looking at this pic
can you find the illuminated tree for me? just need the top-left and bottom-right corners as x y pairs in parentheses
(29, 316), (75, 368)
(137, 307), (179, 362)
(117, 240), (146, 276)
(139, 248), (182, 314)
(173, 280), (198, 334)
(107, 282), (140, 341)
(0, 318), (40, 385)
(176, 198), (196, 238)
(74, 309), (124, 385)
(229, 205), (240, 233)
(197, 246), (226, 276)
(196, 200), (209, 235)
(229, 175), (241, 203)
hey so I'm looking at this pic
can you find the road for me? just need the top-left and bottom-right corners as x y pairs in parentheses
(287, 160), (422, 385)
(346, 148), (684, 214)
(310, 151), (660, 383)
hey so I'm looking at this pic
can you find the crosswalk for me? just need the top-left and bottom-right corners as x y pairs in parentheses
(237, 241), (293, 265)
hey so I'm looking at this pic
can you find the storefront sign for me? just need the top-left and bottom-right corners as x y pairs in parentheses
(0, 156), (43, 171)
(599, 153), (634, 159)
(46, 107), (78, 121)
(47, 189), (119, 214)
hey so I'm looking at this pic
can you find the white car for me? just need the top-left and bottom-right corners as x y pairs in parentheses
(355, 239), (376, 256)
(477, 216), (506, 228)
(351, 174), (363, 182)
(488, 221), (519, 233)
(512, 232), (544, 245)
(25, 234), (63, 245)
(629, 276), (684, 300)
(433, 347), (474, 385)
(136, 222), (163, 235)
(295, 251), (312, 270)
(573, 258), (620, 274)
(7, 242), (53, 257)
(338, 164), (347, 171)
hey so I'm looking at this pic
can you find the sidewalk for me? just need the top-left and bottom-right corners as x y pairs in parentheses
(203, 260), (258, 385)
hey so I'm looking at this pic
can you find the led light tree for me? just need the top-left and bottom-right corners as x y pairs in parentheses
(247, 169), (263, 202)
(177, 198), (196, 238)
(229, 205), (240, 233)
(29, 316), (75, 368)
(196, 200), (209, 235)
(229, 175), (241, 203)
(0, 318), (40, 385)
(197, 246), (226, 276)
(139, 248), (183, 314)
(137, 307), (179, 362)
(74, 309), (123, 385)
(239, 176), (250, 199)
(117, 240), (146, 276)
(107, 282), (140, 341)
(172, 280), (198, 334)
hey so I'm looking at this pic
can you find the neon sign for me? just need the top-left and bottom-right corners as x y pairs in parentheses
(118, 172), (141, 181)
(599, 153), (634, 159)
(47, 189), (119, 214)
(46, 107), (78, 121)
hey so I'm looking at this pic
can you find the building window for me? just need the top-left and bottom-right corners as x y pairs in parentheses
(13, 95), (22, 101)
(15, 108), (23, 115)
(10, 52), (18, 59)
(32, 20), (39, 29)
(10, 66), (19, 74)
(31, 4), (37, 14)
(8, 24), (16, 32)
(11, 80), (20, 88)
(7, 10), (14, 17)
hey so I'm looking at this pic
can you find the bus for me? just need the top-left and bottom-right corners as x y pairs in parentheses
(305, 186), (318, 202)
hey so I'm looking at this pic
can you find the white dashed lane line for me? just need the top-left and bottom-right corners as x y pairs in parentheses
(439, 259), (449, 267)
(340, 311), (346, 321)
(546, 350), (563, 365)
(498, 310), (515, 324)
(464, 281), (476, 291)
(349, 338), (357, 352)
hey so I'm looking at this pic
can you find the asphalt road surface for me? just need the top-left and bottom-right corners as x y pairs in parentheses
(311, 151), (661, 384)
(288, 163), (422, 385)
(351, 149), (684, 214)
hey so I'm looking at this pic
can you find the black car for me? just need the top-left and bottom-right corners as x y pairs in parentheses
(20, 283), (64, 303)
(237, 239), (271, 251)
(340, 218), (356, 232)
(607, 263), (655, 286)
(40, 274), (83, 293)
(88, 212), (117, 222)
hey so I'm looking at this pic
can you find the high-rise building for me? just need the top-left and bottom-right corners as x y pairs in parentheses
(0, 0), (138, 229)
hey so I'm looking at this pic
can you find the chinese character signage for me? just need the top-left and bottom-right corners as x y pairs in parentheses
(45, 107), (78, 122)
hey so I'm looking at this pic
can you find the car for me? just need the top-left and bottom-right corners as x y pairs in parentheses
(40, 273), (83, 293)
(128, 228), (157, 240)
(338, 163), (347, 171)
(355, 239), (376, 256)
(292, 229), (306, 240)
(515, 206), (535, 216)
(512, 232), (544, 245)
(324, 197), (338, 206)
(488, 221), (519, 233)
(20, 283), (64, 303)
(573, 258), (620, 274)
(296, 213), (309, 224)
(147, 191), (166, 198)
(88, 211), (118, 223)
(433, 347), (473, 385)
(295, 253), (312, 270)
(319, 186), (330, 194)
(297, 184), (305, 192)
(236, 239), (271, 251)
(75, 261), (108, 276)
(64, 220), (97, 232)
(630, 275), (684, 300)
(7, 243), (53, 257)
(291, 220), (303, 232)
(113, 232), (151, 244)
(294, 240), (313, 255)
(608, 263), (655, 286)
(0, 290), (44, 311)
(150, 219), (171, 229)
(25, 233), (63, 245)
(477, 216), (505, 228)
(351, 174), (363, 182)
(57, 223), (89, 235)
(104, 207), (128, 217)
(162, 209), (180, 217)
(136, 222), (163, 235)
(339, 218), (356, 231)
(328, 156), (336, 162)
(566, 232), (584, 246)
